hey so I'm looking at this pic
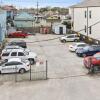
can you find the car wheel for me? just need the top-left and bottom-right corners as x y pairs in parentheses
(74, 39), (78, 42)
(62, 39), (66, 43)
(19, 68), (26, 74)
(29, 59), (35, 65)
(88, 67), (94, 74)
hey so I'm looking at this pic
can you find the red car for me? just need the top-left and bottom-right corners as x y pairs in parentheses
(8, 31), (28, 38)
(84, 52), (100, 69)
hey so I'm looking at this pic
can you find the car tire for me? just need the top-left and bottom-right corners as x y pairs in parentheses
(62, 39), (66, 43)
(74, 39), (78, 42)
(29, 59), (35, 65)
(88, 67), (94, 74)
(19, 68), (26, 74)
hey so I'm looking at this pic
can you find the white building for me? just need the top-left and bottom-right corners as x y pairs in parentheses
(52, 23), (67, 35)
(70, 0), (100, 40)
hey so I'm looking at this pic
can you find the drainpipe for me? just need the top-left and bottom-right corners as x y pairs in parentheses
(87, 7), (89, 37)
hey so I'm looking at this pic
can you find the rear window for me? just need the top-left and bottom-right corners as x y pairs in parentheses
(2, 53), (10, 56)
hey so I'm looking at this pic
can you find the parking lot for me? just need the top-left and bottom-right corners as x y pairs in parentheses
(28, 34), (88, 78)
(1, 34), (100, 100)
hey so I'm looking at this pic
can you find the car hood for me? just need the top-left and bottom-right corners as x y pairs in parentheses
(28, 52), (37, 57)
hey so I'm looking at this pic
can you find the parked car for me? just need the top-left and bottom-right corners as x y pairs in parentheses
(69, 42), (88, 52)
(60, 34), (80, 42)
(8, 40), (27, 48)
(83, 53), (100, 69)
(2, 45), (30, 53)
(8, 31), (28, 38)
(0, 58), (30, 74)
(83, 52), (100, 73)
(1, 49), (37, 64)
(76, 45), (100, 57)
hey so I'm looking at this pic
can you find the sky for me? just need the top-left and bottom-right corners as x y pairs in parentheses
(1, 0), (81, 8)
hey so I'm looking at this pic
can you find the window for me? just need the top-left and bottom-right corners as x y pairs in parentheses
(5, 62), (22, 66)
(5, 62), (15, 66)
(89, 11), (92, 18)
(67, 35), (74, 38)
(18, 52), (24, 56)
(85, 11), (87, 18)
(2, 53), (10, 56)
(85, 25), (87, 32)
(11, 52), (17, 56)
(89, 26), (92, 34)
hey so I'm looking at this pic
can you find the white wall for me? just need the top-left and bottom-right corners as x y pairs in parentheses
(72, 7), (100, 40)
(73, 8), (87, 35)
(52, 24), (66, 34)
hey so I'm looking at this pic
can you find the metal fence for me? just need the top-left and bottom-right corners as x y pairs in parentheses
(0, 60), (48, 82)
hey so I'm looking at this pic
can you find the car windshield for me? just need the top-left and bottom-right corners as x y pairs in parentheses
(83, 46), (89, 51)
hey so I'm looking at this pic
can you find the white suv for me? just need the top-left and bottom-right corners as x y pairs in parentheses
(60, 34), (80, 42)
(1, 49), (37, 64)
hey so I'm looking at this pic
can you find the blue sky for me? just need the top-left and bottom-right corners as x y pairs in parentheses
(2, 0), (81, 8)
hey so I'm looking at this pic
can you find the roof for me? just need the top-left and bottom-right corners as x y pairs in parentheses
(70, 0), (100, 8)
(14, 12), (35, 21)
(2, 5), (17, 11)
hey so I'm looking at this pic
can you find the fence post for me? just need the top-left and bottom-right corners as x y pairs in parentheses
(46, 60), (48, 79)
(15, 66), (17, 82)
(30, 62), (32, 81)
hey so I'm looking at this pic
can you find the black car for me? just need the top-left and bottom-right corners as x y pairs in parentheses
(8, 40), (27, 48)
(76, 45), (100, 57)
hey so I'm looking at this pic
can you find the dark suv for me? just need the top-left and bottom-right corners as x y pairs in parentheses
(8, 40), (27, 48)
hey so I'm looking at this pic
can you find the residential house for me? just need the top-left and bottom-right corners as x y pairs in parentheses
(0, 8), (7, 43)
(14, 12), (35, 28)
(2, 5), (17, 19)
(70, 0), (100, 40)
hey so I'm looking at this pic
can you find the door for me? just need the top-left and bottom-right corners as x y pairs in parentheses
(10, 52), (17, 58)
(59, 27), (63, 35)
(66, 35), (75, 41)
(18, 52), (25, 59)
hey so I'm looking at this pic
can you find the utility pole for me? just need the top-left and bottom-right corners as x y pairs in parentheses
(36, 1), (39, 23)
